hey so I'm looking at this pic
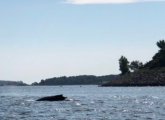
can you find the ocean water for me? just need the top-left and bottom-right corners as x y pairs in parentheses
(0, 86), (165, 120)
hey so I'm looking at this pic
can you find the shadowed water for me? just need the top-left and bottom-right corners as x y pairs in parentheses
(0, 86), (165, 120)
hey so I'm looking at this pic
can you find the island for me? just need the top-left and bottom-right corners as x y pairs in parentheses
(102, 40), (165, 86)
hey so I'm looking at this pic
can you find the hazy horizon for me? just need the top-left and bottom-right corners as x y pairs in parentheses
(0, 0), (165, 84)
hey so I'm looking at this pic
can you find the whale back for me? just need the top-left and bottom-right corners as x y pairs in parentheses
(37, 94), (67, 101)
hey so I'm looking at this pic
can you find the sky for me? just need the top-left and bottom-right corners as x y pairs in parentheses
(0, 0), (165, 84)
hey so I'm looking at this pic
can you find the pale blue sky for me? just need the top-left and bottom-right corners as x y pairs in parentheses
(0, 0), (165, 83)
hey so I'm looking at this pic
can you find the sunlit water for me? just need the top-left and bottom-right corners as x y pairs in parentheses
(0, 86), (165, 120)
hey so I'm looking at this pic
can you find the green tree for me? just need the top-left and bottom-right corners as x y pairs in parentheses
(130, 60), (143, 72)
(145, 40), (165, 68)
(119, 56), (130, 75)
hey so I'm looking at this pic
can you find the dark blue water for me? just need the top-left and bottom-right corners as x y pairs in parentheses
(0, 86), (165, 120)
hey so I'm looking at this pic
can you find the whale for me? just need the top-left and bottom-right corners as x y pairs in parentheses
(36, 94), (67, 101)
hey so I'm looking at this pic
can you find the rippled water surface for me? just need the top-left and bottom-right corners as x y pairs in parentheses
(0, 86), (165, 120)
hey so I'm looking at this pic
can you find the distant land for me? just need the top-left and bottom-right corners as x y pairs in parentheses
(31, 75), (119, 86)
(2, 40), (164, 87)
(0, 80), (27, 86)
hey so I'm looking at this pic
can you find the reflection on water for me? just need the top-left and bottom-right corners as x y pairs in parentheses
(0, 86), (165, 120)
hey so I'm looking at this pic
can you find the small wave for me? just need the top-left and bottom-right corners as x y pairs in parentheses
(75, 102), (81, 106)
(67, 98), (73, 101)
(26, 99), (35, 102)
(90, 101), (95, 104)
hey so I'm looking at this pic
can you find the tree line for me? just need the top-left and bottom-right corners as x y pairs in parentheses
(32, 75), (119, 86)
